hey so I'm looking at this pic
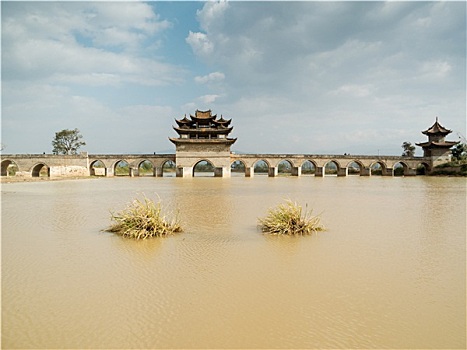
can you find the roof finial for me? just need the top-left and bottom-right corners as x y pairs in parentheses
(436, 116), (438, 122)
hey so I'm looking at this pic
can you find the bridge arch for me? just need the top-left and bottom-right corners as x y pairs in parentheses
(394, 161), (409, 176)
(231, 160), (246, 176)
(324, 160), (341, 175)
(271, 159), (293, 168)
(31, 163), (49, 177)
(90, 160), (106, 176)
(1, 159), (19, 176)
(301, 160), (317, 175)
(253, 159), (270, 175)
(90, 159), (106, 168)
(193, 159), (215, 177)
(347, 160), (364, 175)
(277, 159), (293, 175)
(370, 161), (387, 176)
(127, 158), (150, 169)
(137, 160), (154, 176)
(162, 160), (176, 176)
(113, 159), (131, 176)
(135, 159), (153, 168)
(416, 162), (431, 175)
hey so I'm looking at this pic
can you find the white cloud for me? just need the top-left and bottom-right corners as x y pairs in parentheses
(4, 36), (184, 86)
(87, 3), (171, 49)
(196, 0), (229, 32)
(419, 60), (452, 79)
(2, 2), (170, 48)
(194, 72), (225, 84)
(186, 31), (214, 57)
(199, 94), (220, 104)
(2, 2), (180, 85)
(52, 73), (121, 87)
(188, 2), (465, 150)
(92, 27), (146, 48)
(331, 84), (373, 98)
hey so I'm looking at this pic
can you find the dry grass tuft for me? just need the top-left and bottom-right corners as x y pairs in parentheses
(105, 196), (182, 239)
(259, 199), (325, 235)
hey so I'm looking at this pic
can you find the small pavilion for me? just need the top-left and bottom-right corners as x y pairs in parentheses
(416, 117), (458, 167)
(169, 110), (237, 177)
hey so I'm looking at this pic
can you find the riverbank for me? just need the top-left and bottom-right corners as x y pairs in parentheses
(0, 176), (99, 184)
(431, 163), (467, 176)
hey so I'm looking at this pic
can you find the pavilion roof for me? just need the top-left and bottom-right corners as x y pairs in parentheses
(194, 109), (216, 119)
(416, 140), (459, 148)
(422, 117), (452, 135)
(213, 116), (231, 126)
(175, 116), (192, 127)
(173, 109), (233, 128)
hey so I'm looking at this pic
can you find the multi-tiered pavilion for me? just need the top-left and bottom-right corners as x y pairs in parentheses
(169, 109), (237, 177)
(416, 117), (459, 167)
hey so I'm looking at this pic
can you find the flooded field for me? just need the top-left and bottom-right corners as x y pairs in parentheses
(1, 176), (466, 349)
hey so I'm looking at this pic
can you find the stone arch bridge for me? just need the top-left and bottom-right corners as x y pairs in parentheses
(230, 154), (429, 177)
(1, 152), (431, 178)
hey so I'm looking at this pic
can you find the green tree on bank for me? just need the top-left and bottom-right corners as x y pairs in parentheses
(52, 128), (86, 155)
(451, 143), (467, 162)
(401, 141), (415, 157)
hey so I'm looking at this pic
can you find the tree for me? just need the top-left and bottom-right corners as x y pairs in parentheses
(401, 141), (415, 157)
(451, 143), (467, 161)
(52, 128), (86, 155)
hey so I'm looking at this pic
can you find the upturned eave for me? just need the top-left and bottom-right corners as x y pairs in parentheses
(169, 137), (237, 145)
(416, 141), (459, 148)
(173, 126), (233, 135)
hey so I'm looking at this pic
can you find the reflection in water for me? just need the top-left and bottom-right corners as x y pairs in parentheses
(1, 176), (466, 349)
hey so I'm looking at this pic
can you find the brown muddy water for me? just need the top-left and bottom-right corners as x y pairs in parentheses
(1, 176), (466, 349)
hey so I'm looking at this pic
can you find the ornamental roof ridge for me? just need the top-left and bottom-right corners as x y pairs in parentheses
(216, 115), (231, 123)
(195, 109), (213, 119)
(422, 117), (452, 135)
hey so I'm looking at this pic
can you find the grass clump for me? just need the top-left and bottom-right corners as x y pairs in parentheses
(259, 200), (325, 236)
(105, 196), (182, 239)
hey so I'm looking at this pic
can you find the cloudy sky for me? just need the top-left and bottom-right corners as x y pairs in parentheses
(2, 1), (465, 156)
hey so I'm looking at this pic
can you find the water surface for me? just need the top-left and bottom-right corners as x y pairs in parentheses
(2, 176), (466, 349)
